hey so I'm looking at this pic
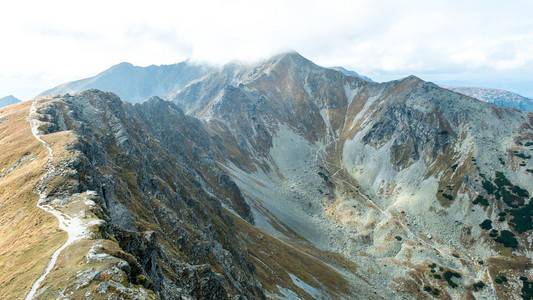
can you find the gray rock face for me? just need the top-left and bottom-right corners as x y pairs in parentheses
(34, 90), (263, 299)
(38, 61), (214, 103)
(19, 52), (533, 299)
(170, 52), (533, 299)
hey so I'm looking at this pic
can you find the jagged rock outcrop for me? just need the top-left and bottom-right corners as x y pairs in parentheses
(19, 91), (264, 299)
(2, 52), (533, 299)
(170, 52), (533, 299)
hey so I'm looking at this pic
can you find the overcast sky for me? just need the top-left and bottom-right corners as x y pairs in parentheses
(1, 0), (533, 100)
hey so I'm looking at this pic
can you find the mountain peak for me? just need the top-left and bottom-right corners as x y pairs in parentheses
(273, 50), (304, 59)
(105, 62), (135, 73)
(115, 62), (134, 67)
(0, 95), (21, 108)
(403, 74), (423, 82)
(270, 51), (314, 66)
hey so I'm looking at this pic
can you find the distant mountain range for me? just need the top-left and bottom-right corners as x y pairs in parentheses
(328, 66), (374, 82)
(38, 61), (214, 103)
(0, 95), (20, 108)
(438, 79), (533, 100)
(442, 86), (533, 111)
(36, 60), (533, 114)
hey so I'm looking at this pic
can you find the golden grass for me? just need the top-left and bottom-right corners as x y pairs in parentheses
(487, 256), (531, 299)
(0, 101), (67, 300)
(231, 209), (358, 298)
(35, 239), (121, 299)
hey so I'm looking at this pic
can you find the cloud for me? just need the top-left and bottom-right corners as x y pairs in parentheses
(1, 0), (532, 99)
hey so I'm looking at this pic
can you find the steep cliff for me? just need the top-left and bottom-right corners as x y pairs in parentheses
(2, 52), (533, 299)
(171, 52), (533, 299)
(6, 91), (263, 299)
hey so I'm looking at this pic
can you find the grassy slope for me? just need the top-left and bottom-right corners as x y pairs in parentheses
(231, 209), (362, 299)
(0, 101), (67, 300)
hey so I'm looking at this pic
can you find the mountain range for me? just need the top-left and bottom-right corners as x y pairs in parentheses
(38, 61), (213, 103)
(38, 59), (532, 113)
(442, 86), (533, 112)
(1, 52), (532, 299)
(0, 95), (20, 108)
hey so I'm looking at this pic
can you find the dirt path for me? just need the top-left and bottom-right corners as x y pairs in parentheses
(25, 99), (82, 300)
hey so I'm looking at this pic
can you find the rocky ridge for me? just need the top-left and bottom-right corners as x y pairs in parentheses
(22, 91), (266, 299)
(1, 52), (533, 299)
(170, 52), (533, 299)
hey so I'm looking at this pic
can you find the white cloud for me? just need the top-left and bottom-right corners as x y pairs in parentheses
(1, 0), (533, 99)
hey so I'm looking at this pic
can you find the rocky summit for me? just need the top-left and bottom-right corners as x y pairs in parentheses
(1, 52), (532, 299)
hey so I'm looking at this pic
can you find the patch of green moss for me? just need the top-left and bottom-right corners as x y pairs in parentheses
(509, 200), (533, 234)
(443, 270), (461, 288)
(516, 153), (531, 160)
(480, 219), (492, 230)
(522, 280), (533, 300)
(501, 189), (520, 207)
(473, 195), (489, 206)
(512, 186), (529, 198)
(495, 171), (512, 188)
(137, 274), (147, 284)
(494, 230), (518, 248)
(442, 193), (453, 201)
(473, 281), (485, 291)
(482, 180), (496, 194)
(317, 171), (331, 184)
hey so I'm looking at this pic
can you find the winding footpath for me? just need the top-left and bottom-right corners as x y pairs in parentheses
(25, 99), (80, 300)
